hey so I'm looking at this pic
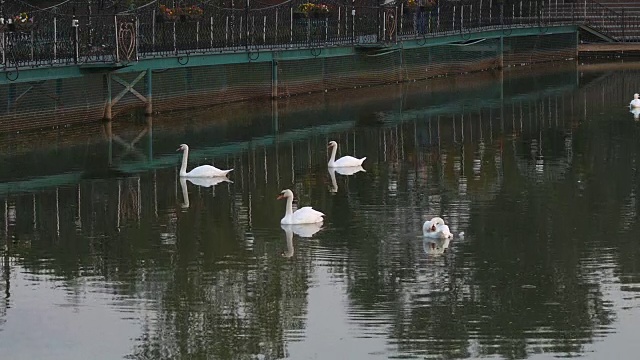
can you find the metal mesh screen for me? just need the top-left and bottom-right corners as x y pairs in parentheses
(0, 32), (577, 133)
(504, 32), (576, 66)
(151, 62), (273, 110)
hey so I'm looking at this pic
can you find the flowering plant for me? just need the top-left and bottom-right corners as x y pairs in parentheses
(406, 0), (437, 9)
(159, 4), (177, 20)
(158, 4), (203, 21)
(298, 3), (330, 16)
(16, 12), (32, 23)
(183, 5), (204, 17)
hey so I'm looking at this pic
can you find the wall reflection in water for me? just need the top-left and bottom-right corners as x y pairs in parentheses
(1, 62), (640, 360)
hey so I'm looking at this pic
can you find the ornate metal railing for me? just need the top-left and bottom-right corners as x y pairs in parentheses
(0, 0), (638, 74)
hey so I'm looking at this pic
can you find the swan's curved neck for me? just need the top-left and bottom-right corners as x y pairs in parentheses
(179, 148), (189, 176)
(329, 145), (338, 165)
(285, 195), (294, 217)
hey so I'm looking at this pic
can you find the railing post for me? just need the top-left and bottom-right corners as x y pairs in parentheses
(584, 0), (586, 20)
(53, 17), (57, 63)
(72, 15), (79, 64)
(1, 32), (5, 67)
(245, 0), (250, 50)
(172, 22), (176, 54)
(152, 9), (156, 52)
(622, 8), (625, 43)
(114, 15), (119, 62)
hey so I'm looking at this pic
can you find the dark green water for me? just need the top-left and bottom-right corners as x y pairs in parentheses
(2, 61), (640, 360)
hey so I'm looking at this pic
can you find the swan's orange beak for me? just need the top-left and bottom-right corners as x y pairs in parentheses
(176, 147), (182, 152)
(276, 194), (285, 200)
(431, 225), (436, 232)
(327, 143), (332, 148)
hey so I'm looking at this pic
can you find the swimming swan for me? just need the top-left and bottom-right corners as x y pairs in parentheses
(630, 93), (640, 108)
(327, 141), (367, 168)
(422, 216), (453, 239)
(177, 144), (233, 178)
(277, 189), (325, 225)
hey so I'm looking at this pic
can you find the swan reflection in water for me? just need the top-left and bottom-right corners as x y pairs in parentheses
(423, 237), (451, 256)
(631, 107), (640, 120)
(328, 165), (366, 193)
(179, 177), (233, 209)
(280, 223), (323, 258)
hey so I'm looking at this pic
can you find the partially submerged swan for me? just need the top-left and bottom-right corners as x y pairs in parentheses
(177, 144), (233, 178)
(277, 189), (325, 224)
(327, 141), (366, 168)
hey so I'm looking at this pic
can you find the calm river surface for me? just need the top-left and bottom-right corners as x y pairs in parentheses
(1, 61), (640, 360)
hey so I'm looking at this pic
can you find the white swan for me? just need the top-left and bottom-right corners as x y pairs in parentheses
(631, 108), (640, 120)
(277, 189), (325, 224)
(177, 144), (233, 178)
(631, 93), (640, 108)
(281, 223), (323, 258)
(422, 216), (445, 236)
(422, 216), (453, 239)
(423, 237), (451, 256)
(327, 141), (366, 168)
(328, 165), (366, 193)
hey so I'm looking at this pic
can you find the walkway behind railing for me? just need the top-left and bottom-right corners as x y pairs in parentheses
(0, 0), (637, 72)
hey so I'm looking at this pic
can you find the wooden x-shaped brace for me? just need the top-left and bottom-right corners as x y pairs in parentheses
(11, 81), (63, 109)
(111, 71), (148, 107)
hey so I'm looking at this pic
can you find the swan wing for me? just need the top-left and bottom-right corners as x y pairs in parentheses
(292, 207), (325, 224)
(186, 165), (233, 178)
(333, 156), (366, 167)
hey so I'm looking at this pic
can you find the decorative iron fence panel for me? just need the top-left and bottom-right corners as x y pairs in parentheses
(1, 0), (638, 72)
